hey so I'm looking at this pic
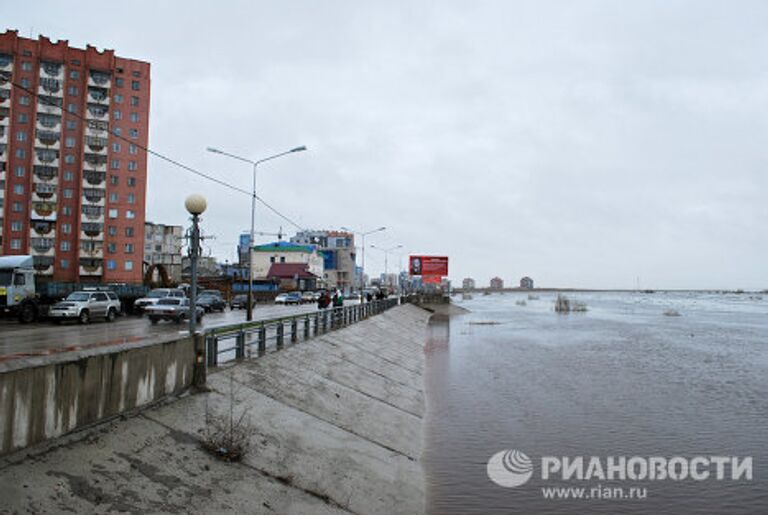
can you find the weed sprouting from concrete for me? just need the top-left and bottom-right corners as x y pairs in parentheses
(201, 373), (255, 462)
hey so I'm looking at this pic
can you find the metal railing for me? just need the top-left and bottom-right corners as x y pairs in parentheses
(203, 298), (398, 367)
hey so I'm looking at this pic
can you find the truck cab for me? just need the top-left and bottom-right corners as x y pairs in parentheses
(0, 256), (39, 322)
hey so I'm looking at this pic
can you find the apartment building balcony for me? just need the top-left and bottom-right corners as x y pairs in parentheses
(33, 164), (58, 182)
(31, 201), (57, 221)
(33, 256), (54, 276)
(81, 205), (104, 223)
(86, 103), (109, 120)
(88, 71), (111, 88)
(83, 153), (107, 170)
(37, 113), (61, 131)
(0, 53), (11, 71)
(36, 130), (61, 148)
(30, 220), (55, 237)
(41, 62), (63, 79)
(34, 148), (59, 167)
(83, 170), (106, 186)
(0, 125), (6, 143)
(85, 135), (108, 153)
(30, 237), (55, 257)
(33, 182), (57, 202)
(82, 187), (105, 206)
(0, 142), (6, 158)
(85, 119), (108, 137)
(87, 86), (110, 105)
(37, 95), (63, 115)
(38, 77), (62, 97)
(0, 106), (11, 123)
(79, 257), (103, 276)
(0, 88), (9, 106)
(81, 222), (103, 239)
(80, 240), (104, 259)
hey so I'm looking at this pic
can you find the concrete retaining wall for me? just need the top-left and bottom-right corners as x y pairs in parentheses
(0, 336), (195, 456)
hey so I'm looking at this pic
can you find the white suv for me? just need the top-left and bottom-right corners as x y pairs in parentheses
(48, 290), (122, 324)
(134, 288), (186, 314)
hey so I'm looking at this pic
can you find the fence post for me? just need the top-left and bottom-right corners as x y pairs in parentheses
(235, 330), (245, 360)
(314, 312), (320, 335)
(322, 310), (328, 333)
(258, 324), (266, 354)
(304, 316), (310, 339)
(277, 322), (284, 348)
(206, 335), (218, 367)
(291, 318), (298, 343)
(193, 333), (206, 387)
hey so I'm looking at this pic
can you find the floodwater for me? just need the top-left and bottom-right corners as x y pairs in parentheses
(423, 291), (768, 514)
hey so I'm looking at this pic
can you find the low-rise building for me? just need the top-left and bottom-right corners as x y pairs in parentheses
(267, 263), (320, 291)
(490, 277), (504, 290)
(520, 276), (534, 289)
(144, 222), (183, 284)
(462, 278), (476, 290)
(251, 241), (324, 282)
(290, 230), (355, 291)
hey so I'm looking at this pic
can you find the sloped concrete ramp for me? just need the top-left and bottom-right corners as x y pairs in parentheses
(0, 304), (430, 515)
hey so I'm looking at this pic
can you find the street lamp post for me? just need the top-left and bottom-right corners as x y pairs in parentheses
(185, 194), (207, 335)
(370, 244), (403, 289)
(341, 226), (386, 297)
(207, 145), (306, 321)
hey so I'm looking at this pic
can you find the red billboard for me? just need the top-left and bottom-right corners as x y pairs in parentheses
(409, 255), (449, 276)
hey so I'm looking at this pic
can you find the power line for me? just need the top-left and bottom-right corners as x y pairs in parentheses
(0, 71), (305, 230)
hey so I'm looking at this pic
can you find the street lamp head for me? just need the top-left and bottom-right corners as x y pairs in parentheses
(291, 145), (307, 153)
(206, 147), (222, 154)
(185, 194), (207, 215)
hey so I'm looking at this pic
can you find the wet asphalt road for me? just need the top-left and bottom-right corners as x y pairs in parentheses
(0, 303), (324, 360)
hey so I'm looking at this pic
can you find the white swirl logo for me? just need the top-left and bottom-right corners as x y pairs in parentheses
(487, 449), (534, 488)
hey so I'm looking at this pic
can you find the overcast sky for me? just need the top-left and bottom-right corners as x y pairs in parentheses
(6, 1), (768, 289)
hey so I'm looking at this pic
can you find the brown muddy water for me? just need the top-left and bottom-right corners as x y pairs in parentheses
(423, 291), (768, 514)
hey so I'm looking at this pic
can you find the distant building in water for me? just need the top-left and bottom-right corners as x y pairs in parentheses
(490, 277), (504, 290)
(520, 276), (534, 289)
(462, 278), (476, 290)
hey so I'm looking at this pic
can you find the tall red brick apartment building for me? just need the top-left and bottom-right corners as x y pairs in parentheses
(0, 30), (149, 283)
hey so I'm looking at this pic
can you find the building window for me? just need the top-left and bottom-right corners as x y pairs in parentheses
(16, 131), (27, 141)
(67, 86), (78, 96)
(61, 223), (71, 234)
(127, 161), (137, 171)
(61, 259), (69, 269)
(132, 71), (141, 78)
(21, 62), (32, 71)
(64, 155), (75, 164)
(130, 96), (139, 106)
(10, 239), (21, 250)
(115, 78), (124, 87)
(107, 243), (116, 254)
(67, 103), (77, 113)
(15, 148), (25, 158)
(108, 226), (117, 236)
(12, 202), (23, 212)
(19, 95), (30, 106)
(71, 59), (81, 66)
(131, 80), (140, 91)
(109, 208), (118, 218)
(69, 70), (79, 79)
(110, 175), (118, 185)
(129, 128), (139, 138)
(113, 110), (121, 121)
(62, 206), (72, 216)
(125, 243), (134, 253)
(127, 177), (136, 187)
(130, 112), (139, 122)
(14, 166), (24, 177)
(128, 144), (137, 154)
(112, 142), (121, 152)
(65, 137), (75, 148)
(125, 227), (134, 237)
(13, 184), (23, 194)
(270, 256), (275, 263)
(107, 260), (117, 270)
(11, 221), (22, 231)
(127, 193), (135, 204)
(114, 94), (123, 104)
(66, 120), (76, 130)
(18, 113), (28, 123)
(125, 260), (134, 271)
(63, 189), (73, 198)
(109, 192), (118, 202)
(64, 171), (74, 181)
(126, 210), (135, 219)
(112, 127), (122, 136)
(110, 159), (120, 169)
(60, 241), (70, 251)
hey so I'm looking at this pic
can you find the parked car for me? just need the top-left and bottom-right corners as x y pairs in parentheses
(275, 292), (302, 305)
(48, 290), (122, 324)
(146, 298), (204, 324)
(197, 293), (226, 313)
(133, 288), (186, 314)
(301, 291), (316, 304)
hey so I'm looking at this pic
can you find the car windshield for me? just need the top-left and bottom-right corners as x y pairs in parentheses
(157, 298), (181, 305)
(0, 270), (12, 286)
(66, 292), (90, 302)
(148, 290), (170, 298)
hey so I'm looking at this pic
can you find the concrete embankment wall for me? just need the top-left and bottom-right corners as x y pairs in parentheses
(0, 335), (195, 456)
(0, 304), (430, 515)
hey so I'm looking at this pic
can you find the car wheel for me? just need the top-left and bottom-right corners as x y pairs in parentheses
(18, 303), (36, 324)
(149, 316), (159, 325)
(106, 308), (116, 322)
(79, 310), (90, 324)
